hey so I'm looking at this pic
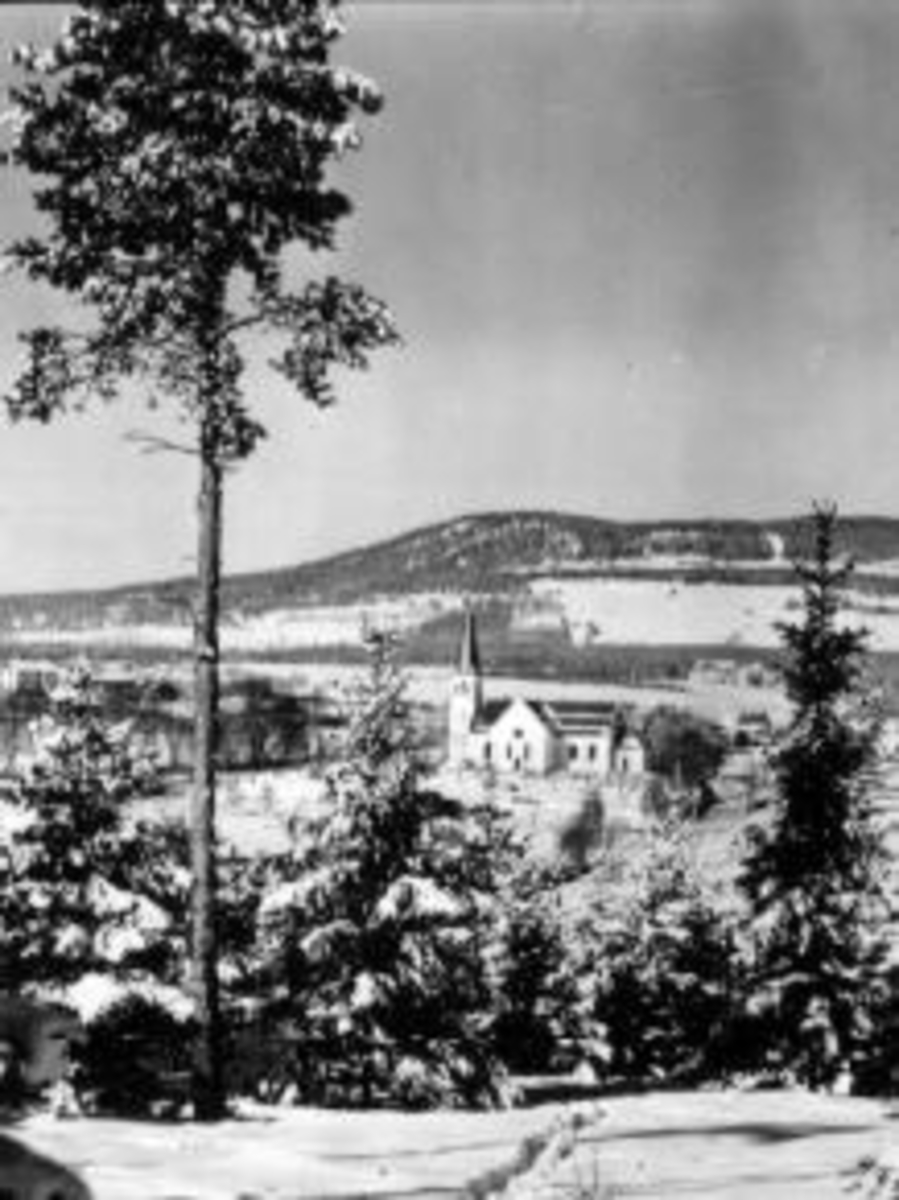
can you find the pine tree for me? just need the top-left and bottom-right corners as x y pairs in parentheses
(256, 632), (509, 1108)
(3, 1), (398, 1115)
(740, 505), (888, 1088)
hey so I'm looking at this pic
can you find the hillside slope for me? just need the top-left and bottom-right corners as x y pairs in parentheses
(3, 511), (899, 635)
(5, 512), (899, 668)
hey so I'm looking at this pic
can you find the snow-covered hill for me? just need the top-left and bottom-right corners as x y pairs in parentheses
(5, 511), (899, 657)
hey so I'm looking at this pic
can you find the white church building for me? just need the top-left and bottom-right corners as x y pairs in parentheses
(447, 610), (646, 778)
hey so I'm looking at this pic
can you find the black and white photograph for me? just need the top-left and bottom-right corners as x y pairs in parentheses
(0, 2), (898, 1197)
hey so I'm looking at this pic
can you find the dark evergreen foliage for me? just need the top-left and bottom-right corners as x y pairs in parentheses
(586, 821), (738, 1084)
(490, 862), (584, 1074)
(72, 993), (196, 1117)
(0, 668), (184, 993)
(739, 505), (888, 1088)
(253, 633), (511, 1108)
(854, 965), (899, 1096)
(4, 0), (399, 1116)
(643, 707), (730, 794)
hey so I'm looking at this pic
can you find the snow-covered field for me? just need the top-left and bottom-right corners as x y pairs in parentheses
(558, 1090), (896, 1200)
(531, 577), (899, 651)
(11, 1089), (898, 1200)
(9, 575), (899, 656)
(4, 595), (463, 654)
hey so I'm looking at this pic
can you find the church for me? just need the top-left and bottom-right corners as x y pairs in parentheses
(447, 611), (646, 778)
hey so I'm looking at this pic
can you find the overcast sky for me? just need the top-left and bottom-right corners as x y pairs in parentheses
(1, 1), (899, 591)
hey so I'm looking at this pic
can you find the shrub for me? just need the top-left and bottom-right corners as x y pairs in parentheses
(72, 993), (195, 1117)
(642, 707), (729, 795)
(852, 965), (899, 1097)
(557, 791), (605, 873)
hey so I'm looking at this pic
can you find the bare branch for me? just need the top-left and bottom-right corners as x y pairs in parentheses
(123, 430), (197, 457)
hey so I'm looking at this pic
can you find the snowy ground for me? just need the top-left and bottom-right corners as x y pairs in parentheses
(530, 577), (899, 652)
(534, 1090), (897, 1200)
(10, 1090), (898, 1200)
(12, 1100), (588, 1200)
(12, 572), (899, 656)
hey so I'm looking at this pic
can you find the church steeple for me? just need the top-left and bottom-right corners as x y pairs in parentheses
(459, 606), (482, 676)
(448, 606), (483, 767)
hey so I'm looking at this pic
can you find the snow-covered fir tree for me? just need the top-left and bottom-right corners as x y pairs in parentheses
(0, 667), (187, 998)
(256, 632), (512, 1108)
(740, 505), (889, 1088)
(584, 819), (738, 1084)
(490, 860), (585, 1075)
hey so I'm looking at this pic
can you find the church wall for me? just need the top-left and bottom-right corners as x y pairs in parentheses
(488, 700), (556, 774)
(563, 727), (614, 776)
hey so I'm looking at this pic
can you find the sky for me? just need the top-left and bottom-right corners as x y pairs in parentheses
(1, 1), (899, 591)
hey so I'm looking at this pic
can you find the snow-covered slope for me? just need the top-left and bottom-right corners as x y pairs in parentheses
(530, 577), (899, 651)
(5, 511), (899, 655)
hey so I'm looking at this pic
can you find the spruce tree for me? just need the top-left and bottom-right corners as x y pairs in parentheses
(490, 861), (584, 1076)
(0, 668), (184, 995)
(588, 818), (737, 1083)
(740, 505), (888, 1088)
(256, 632), (508, 1108)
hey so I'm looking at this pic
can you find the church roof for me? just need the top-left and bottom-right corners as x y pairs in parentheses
(540, 700), (621, 734)
(472, 699), (511, 731)
(472, 696), (626, 738)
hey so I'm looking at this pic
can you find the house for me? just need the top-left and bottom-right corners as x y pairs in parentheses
(0, 660), (62, 697)
(733, 710), (774, 749)
(447, 610), (645, 778)
(689, 658), (780, 691)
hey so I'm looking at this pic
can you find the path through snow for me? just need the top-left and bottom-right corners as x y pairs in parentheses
(546, 1090), (896, 1200)
(9, 1090), (898, 1200)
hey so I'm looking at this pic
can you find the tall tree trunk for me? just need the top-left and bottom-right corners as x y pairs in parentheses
(190, 434), (225, 1119)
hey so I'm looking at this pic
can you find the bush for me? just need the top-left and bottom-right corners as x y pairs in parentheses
(557, 792), (605, 873)
(642, 707), (729, 794)
(72, 993), (195, 1117)
(848, 966), (899, 1097)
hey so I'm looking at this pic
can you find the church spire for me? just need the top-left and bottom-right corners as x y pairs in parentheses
(449, 606), (483, 768)
(459, 606), (482, 676)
